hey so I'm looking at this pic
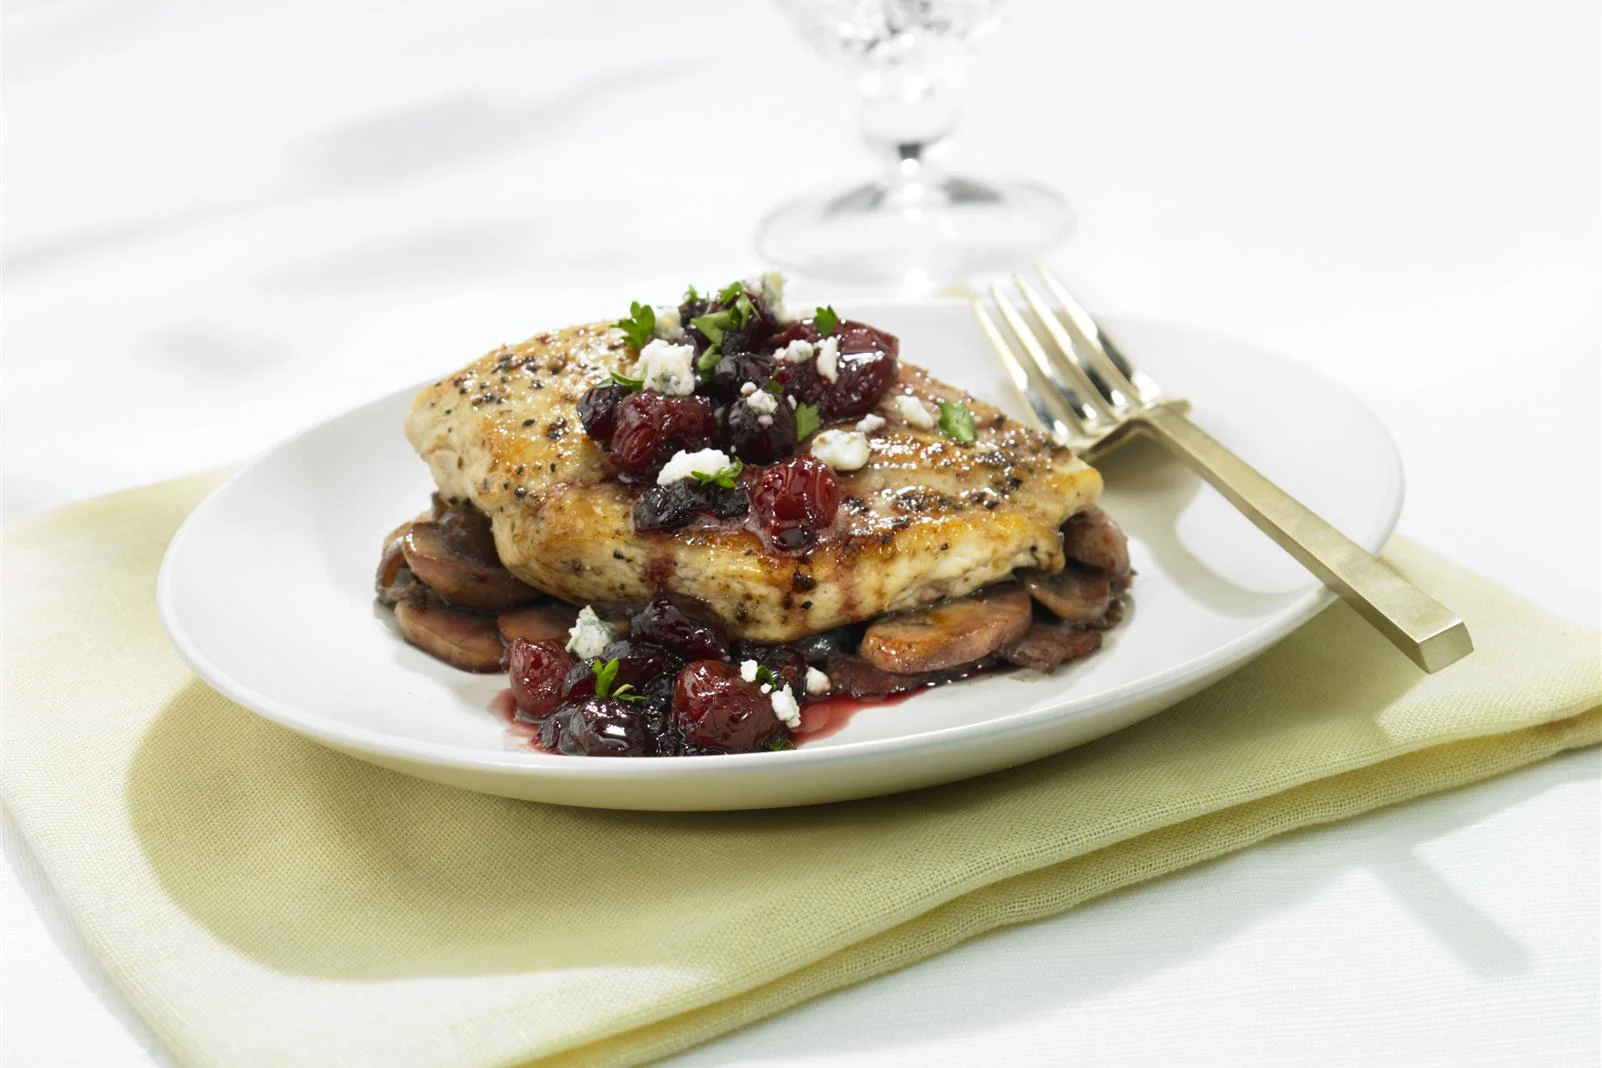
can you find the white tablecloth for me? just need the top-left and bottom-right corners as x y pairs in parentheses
(4, 1), (1598, 1063)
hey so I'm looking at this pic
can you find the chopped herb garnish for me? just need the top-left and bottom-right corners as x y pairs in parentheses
(609, 370), (645, 391)
(716, 280), (746, 306)
(752, 663), (777, 686)
(733, 292), (756, 327)
(692, 458), (744, 489)
(614, 302), (655, 351)
(763, 380), (784, 394)
(766, 734), (795, 751)
(610, 682), (647, 704)
(814, 305), (839, 336)
(794, 402), (822, 441)
(683, 284), (701, 304)
(938, 401), (977, 444)
(592, 657), (621, 698)
(692, 308), (738, 378)
(692, 309), (734, 346)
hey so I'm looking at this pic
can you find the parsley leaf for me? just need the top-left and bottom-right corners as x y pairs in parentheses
(683, 284), (701, 304)
(592, 657), (621, 698)
(691, 458), (744, 490)
(610, 682), (647, 704)
(814, 305), (839, 336)
(733, 292), (756, 328)
(716, 280), (745, 306)
(938, 401), (977, 444)
(794, 403), (822, 441)
(752, 663), (777, 686)
(609, 370), (645, 391)
(691, 309), (737, 378)
(692, 309), (734, 346)
(766, 734), (795, 751)
(614, 302), (655, 351)
(763, 380), (784, 394)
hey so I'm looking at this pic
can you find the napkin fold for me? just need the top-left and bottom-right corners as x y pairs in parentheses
(3, 472), (1598, 1068)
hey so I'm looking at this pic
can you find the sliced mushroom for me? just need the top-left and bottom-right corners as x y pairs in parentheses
(376, 513), (430, 605)
(823, 650), (1004, 697)
(401, 521), (540, 612)
(434, 501), (499, 559)
(1019, 565), (1112, 623)
(1001, 620), (1103, 673)
(498, 601), (580, 643)
(1062, 506), (1130, 577)
(858, 583), (1033, 674)
(394, 600), (506, 672)
(823, 652), (934, 697)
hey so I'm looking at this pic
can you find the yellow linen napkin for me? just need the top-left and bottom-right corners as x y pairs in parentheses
(3, 472), (1599, 1068)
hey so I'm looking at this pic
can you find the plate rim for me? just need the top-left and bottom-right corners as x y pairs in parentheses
(156, 303), (1405, 784)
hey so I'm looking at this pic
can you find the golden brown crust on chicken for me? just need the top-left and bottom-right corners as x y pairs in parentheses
(405, 322), (1102, 642)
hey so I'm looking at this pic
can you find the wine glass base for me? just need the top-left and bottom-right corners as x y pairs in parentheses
(756, 173), (1072, 292)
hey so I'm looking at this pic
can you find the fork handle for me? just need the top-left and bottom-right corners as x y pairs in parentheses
(1134, 404), (1473, 673)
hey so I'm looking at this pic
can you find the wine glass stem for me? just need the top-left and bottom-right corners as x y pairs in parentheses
(858, 80), (959, 186)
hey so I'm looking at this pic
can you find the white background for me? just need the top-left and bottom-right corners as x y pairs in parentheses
(4, 0), (1598, 1064)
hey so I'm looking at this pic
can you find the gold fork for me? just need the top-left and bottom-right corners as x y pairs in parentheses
(971, 265), (1473, 673)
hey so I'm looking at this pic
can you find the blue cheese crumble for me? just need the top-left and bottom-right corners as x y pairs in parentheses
(565, 606), (615, 659)
(635, 339), (697, 396)
(652, 305), (685, 342)
(892, 394), (936, 428)
(814, 336), (841, 382)
(810, 428), (870, 472)
(775, 338), (815, 364)
(657, 447), (735, 486)
(769, 686), (801, 728)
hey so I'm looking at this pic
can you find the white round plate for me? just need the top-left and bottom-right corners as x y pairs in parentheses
(158, 300), (1403, 811)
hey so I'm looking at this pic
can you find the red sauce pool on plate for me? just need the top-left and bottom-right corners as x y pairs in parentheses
(790, 690), (915, 743)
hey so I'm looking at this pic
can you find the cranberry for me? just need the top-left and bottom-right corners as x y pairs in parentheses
(769, 320), (819, 349)
(577, 383), (628, 444)
(719, 310), (776, 358)
(732, 642), (809, 691)
(750, 455), (840, 550)
(682, 288), (776, 363)
(610, 392), (717, 478)
(703, 481), (750, 519)
(726, 392), (798, 464)
(633, 480), (749, 533)
(772, 358), (826, 408)
(554, 697), (657, 757)
(633, 481), (703, 533)
(672, 660), (785, 753)
(507, 638), (577, 721)
(836, 321), (900, 360)
(559, 659), (598, 700)
(597, 638), (677, 689)
(821, 347), (898, 420)
(707, 351), (776, 402)
(630, 594), (730, 661)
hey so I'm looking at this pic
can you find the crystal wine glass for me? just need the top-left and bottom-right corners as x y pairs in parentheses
(758, 0), (1071, 292)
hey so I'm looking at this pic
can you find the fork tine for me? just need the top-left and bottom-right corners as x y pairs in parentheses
(988, 284), (1107, 437)
(969, 295), (1082, 443)
(1035, 263), (1164, 404)
(1013, 273), (1127, 418)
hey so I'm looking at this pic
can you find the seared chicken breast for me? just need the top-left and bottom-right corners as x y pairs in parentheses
(405, 322), (1102, 642)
